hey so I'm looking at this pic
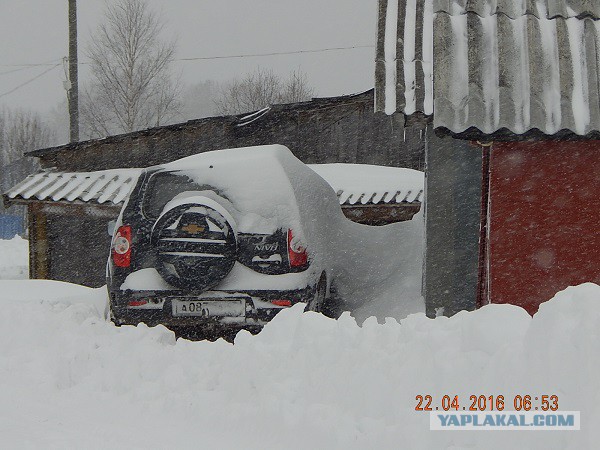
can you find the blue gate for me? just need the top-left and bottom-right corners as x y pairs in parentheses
(0, 214), (24, 239)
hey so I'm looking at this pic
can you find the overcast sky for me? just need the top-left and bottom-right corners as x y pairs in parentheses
(0, 0), (377, 114)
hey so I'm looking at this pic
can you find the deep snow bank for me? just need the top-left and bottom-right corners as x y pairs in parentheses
(0, 236), (28, 279)
(0, 281), (598, 449)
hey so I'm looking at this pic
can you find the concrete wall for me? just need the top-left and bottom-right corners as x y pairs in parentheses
(424, 129), (482, 317)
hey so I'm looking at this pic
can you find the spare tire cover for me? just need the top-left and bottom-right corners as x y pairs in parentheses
(151, 196), (237, 291)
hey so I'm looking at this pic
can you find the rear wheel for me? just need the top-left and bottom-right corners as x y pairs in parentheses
(109, 304), (123, 325)
(306, 274), (327, 313)
(321, 280), (343, 319)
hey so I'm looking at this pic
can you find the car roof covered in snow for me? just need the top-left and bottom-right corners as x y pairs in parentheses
(153, 145), (325, 231)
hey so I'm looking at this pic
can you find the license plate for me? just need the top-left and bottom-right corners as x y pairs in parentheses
(171, 299), (245, 317)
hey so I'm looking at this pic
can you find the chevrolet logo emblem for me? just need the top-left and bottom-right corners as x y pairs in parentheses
(181, 224), (205, 234)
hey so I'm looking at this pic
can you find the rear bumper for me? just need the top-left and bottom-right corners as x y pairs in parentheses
(108, 287), (314, 329)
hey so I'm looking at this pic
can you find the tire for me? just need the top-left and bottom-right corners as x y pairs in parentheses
(152, 199), (237, 291)
(108, 304), (121, 325)
(306, 274), (327, 313)
(321, 280), (343, 319)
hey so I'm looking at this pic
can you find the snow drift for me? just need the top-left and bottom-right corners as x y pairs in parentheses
(0, 235), (28, 280)
(0, 280), (598, 449)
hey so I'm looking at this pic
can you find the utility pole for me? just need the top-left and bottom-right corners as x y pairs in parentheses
(68, 0), (79, 142)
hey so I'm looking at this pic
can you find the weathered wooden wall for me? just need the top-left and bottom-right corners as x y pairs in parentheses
(29, 90), (425, 173)
(27, 202), (119, 287)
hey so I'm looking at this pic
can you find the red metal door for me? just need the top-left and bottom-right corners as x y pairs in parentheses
(488, 140), (600, 315)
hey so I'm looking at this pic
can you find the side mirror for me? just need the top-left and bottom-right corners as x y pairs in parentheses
(107, 220), (117, 237)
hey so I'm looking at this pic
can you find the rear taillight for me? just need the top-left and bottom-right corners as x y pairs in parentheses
(287, 229), (307, 267)
(271, 299), (292, 307)
(112, 225), (132, 267)
(127, 299), (148, 307)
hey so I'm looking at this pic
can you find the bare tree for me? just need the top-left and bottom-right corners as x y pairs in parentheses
(281, 70), (315, 104)
(1, 109), (49, 194)
(0, 109), (54, 166)
(0, 109), (53, 218)
(81, 0), (180, 138)
(215, 68), (315, 115)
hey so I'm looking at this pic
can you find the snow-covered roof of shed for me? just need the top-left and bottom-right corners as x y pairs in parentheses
(5, 169), (142, 206)
(308, 164), (423, 205)
(5, 163), (422, 207)
(376, 0), (600, 136)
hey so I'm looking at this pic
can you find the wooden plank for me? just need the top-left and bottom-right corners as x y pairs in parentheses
(342, 203), (421, 225)
(27, 204), (35, 280)
(29, 204), (49, 280)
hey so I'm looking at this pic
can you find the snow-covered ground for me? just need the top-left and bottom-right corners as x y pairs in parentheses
(0, 235), (28, 279)
(0, 233), (597, 449)
(0, 276), (598, 449)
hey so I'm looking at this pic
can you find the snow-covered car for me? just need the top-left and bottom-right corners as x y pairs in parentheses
(107, 145), (342, 334)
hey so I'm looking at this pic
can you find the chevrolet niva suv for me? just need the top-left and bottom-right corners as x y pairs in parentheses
(107, 145), (341, 335)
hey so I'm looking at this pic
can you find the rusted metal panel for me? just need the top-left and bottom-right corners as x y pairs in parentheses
(488, 140), (600, 314)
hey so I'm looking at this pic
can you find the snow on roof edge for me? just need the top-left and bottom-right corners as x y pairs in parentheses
(6, 161), (424, 207)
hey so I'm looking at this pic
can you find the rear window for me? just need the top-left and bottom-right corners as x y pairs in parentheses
(142, 171), (210, 219)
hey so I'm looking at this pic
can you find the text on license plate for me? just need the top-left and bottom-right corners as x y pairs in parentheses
(172, 299), (245, 317)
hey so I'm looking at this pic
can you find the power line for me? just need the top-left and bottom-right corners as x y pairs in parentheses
(0, 66), (39, 76)
(0, 58), (62, 68)
(0, 64), (61, 99)
(0, 45), (375, 68)
(0, 44), (374, 99)
(176, 44), (375, 61)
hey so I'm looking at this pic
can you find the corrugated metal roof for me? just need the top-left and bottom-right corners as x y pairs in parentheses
(309, 163), (424, 205)
(6, 169), (142, 206)
(5, 165), (423, 208)
(434, 0), (600, 19)
(337, 188), (423, 206)
(375, 0), (434, 116)
(376, 0), (600, 136)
